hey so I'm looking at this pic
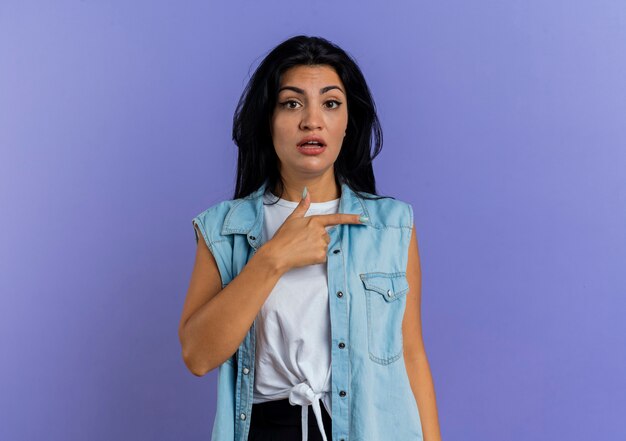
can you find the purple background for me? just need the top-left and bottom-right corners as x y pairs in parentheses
(1, 1), (625, 440)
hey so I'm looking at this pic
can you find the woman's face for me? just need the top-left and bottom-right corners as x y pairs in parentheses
(270, 64), (348, 180)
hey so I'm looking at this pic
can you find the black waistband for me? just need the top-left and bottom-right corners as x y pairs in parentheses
(251, 398), (331, 427)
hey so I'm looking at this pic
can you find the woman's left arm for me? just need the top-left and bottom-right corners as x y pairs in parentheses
(403, 225), (443, 441)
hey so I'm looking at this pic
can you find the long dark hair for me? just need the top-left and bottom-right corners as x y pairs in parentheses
(231, 35), (391, 202)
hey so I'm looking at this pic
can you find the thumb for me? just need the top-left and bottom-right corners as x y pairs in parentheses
(288, 186), (310, 218)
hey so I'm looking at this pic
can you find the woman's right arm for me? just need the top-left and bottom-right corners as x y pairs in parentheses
(178, 224), (286, 376)
(178, 190), (362, 376)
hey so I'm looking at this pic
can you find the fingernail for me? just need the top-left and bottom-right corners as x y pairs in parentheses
(359, 215), (369, 223)
(302, 186), (308, 199)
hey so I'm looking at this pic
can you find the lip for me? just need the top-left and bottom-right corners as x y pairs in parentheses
(297, 135), (327, 147)
(297, 144), (326, 155)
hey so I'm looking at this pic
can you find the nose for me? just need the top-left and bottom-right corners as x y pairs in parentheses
(299, 104), (323, 131)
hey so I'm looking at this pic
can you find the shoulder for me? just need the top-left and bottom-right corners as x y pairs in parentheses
(191, 199), (239, 245)
(193, 199), (236, 226)
(356, 191), (413, 230)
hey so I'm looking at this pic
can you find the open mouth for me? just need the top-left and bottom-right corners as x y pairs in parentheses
(298, 141), (326, 149)
(298, 142), (326, 148)
(297, 135), (327, 148)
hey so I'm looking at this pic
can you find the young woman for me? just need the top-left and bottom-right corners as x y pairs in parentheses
(179, 35), (442, 441)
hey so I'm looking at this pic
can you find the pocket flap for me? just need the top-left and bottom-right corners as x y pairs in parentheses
(359, 272), (409, 302)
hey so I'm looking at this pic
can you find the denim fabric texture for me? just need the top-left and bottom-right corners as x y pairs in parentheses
(192, 178), (423, 441)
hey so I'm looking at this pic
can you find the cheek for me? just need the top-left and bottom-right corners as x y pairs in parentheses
(271, 121), (293, 155)
(330, 111), (348, 131)
(271, 115), (289, 138)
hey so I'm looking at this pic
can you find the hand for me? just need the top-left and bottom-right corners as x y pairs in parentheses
(263, 189), (364, 272)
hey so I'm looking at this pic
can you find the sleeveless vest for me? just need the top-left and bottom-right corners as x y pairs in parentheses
(191, 178), (423, 441)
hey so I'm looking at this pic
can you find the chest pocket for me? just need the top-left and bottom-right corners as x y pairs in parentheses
(360, 271), (409, 365)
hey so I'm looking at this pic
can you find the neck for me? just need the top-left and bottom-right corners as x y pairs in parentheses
(272, 173), (341, 203)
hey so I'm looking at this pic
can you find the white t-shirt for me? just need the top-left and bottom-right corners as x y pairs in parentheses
(252, 189), (339, 441)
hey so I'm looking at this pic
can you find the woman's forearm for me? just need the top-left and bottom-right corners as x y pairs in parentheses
(405, 353), (443, 441)
(180, 243), (286, 376)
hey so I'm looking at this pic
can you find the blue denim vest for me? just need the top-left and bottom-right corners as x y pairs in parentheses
(192, 178), (423, 441)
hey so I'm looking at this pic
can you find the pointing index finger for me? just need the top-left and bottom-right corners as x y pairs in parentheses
(315, 213), (365, 226)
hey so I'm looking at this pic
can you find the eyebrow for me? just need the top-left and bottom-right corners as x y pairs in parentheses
(277, 85), (345, 96)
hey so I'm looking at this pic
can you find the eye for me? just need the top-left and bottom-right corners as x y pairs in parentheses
(279, 100), (301, 109)
(325, 100), (342, 109)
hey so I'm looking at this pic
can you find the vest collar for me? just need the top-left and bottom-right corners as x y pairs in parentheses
(221, 178), (370, 248)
